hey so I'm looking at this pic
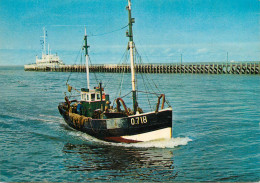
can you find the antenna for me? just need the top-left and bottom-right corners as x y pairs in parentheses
(227, 52), (229, 63)
(40, 27), (47, 56)
(84, 27), (90, 89)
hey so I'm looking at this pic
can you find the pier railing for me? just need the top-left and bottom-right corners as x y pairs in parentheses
(24, 61), (260, 74)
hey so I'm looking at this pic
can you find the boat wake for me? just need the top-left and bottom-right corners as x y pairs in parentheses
(109, 137), (192, 149)
(70, 130), (192, 149)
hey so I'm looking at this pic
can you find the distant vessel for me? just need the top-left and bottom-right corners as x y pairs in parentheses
(58, 0), (172, 143)
(24, 27), (64, 70)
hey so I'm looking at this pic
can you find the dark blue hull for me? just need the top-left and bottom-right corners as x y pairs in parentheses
(58, 103), (172, 143)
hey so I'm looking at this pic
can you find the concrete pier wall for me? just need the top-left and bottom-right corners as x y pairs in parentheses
(24, 62), (260, 75)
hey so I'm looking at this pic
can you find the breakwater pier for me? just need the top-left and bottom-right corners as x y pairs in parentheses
(25, 62), (260, 74)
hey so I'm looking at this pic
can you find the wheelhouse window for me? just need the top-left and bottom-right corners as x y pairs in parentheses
(91, 94), (95, 101)
(81, 94), (86, 101)
(97, 93), (101, 100)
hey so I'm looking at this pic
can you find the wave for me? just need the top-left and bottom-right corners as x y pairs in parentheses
(106, 137), (192, 149)
(69, 130), (192, 149)
(0, 111), (63, 124)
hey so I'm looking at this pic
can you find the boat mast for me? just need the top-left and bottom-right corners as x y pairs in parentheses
(126, 0), (137, 113)
(42, 27), (46, 56)
(84, 28), (90, 89)
(48, 44), (50, 64)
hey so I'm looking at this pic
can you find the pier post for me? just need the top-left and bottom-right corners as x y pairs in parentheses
(26, 61), (259, 75)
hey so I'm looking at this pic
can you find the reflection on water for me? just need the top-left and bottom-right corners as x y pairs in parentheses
(62, 142), (178, 181)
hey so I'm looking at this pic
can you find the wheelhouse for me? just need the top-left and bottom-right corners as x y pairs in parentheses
(81, 87), (105, 102)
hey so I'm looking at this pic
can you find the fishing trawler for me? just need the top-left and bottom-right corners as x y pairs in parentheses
(24, 27), (64, 71)
(58, 0), (172, 143)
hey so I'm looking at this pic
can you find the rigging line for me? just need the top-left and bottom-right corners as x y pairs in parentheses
(115, 69), (124, 98)
(119, 51), (130, 96)
(103, 48), (128, 88)
(74, 47), (84, 91)
(112, 48), (131, 107)
(139, 71), (153, 110)
(118, 66), (126, 97)
(66, 40), (84, 85)
(143, 71), (172, 107)
(138, 73), (153, 110)
(108, 53), (127, 107)
(88, 56), (99, 86)
(137, 90), (171, 108)
(89, 24), (128, 37)
(71, 51), (83, 90)
(135, 48), (161, 94)
(115, 50), (129, 100)
(80, 50), (83, 65)
(120, 91), (132, 99)
(135, 48), (171, 107)
(135, 48), (157, 93)
(133, 42), (162, 94)
(140, 65), (172, 106)
(135, 50), (152, 110)
(136, 90), (161, 95)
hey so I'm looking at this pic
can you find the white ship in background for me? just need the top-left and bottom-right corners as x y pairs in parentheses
(24, 27), (65, 70)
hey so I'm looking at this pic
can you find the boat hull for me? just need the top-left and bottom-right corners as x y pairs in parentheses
(58, 103), (172, 143)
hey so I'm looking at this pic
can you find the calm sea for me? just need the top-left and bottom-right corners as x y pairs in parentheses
(0, 66), (259, 182)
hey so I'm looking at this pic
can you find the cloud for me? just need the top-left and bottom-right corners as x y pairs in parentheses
(196, 48), (208, 54)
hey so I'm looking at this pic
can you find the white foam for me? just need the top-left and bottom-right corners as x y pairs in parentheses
(70, 130), (192, 149)
(110, 137), (192, 149)
(39, 114), (62, 119)
(68, 131), (105, 143)
(5, 111), (62, 124)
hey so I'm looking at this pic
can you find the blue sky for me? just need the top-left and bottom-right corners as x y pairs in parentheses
(0, 0), (259, 65)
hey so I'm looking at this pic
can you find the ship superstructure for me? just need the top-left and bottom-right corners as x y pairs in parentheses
(24, 27), (64, 70)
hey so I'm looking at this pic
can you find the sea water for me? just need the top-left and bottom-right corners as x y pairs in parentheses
(0, 66), (259, 182)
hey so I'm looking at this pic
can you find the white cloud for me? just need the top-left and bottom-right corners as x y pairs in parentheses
(196, 48), (208, 54)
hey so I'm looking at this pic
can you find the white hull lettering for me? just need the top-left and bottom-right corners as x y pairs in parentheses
(131, 116), (148, 125)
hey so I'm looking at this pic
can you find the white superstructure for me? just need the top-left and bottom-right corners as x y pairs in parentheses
(24, 27), (64, 70)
